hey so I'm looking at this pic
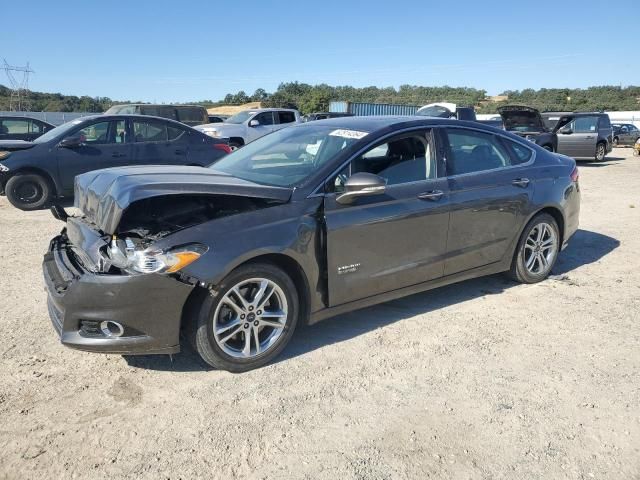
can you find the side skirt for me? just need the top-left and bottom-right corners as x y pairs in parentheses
(308, 260), (509, 325)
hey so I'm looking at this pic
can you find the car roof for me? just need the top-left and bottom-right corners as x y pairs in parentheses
(68, 114), (197, 128)
(0, 115), (54, 124)
(109, 103), (204, 108)
(291, 115), (482, 132)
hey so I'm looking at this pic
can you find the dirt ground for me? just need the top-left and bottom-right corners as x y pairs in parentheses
(0, 148), (639, 480)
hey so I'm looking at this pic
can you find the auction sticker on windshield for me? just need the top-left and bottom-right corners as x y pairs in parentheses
(329, 129), (368, 139)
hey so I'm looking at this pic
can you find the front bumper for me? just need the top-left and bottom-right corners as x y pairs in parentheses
(43, 234), (194, 355)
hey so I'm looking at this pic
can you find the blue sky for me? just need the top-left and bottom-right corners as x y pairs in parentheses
(2, 0), (637, 102)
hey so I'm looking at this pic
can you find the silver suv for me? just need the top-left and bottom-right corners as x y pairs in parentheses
(194, 108), (301, 149)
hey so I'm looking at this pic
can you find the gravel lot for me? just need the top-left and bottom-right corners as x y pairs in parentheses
(0, 149), (639, 480)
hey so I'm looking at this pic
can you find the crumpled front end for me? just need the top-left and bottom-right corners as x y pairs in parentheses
(43, 232), (194, 355)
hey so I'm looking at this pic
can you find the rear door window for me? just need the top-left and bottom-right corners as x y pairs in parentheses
(255, 112), (275, 125)
(444, 128), (512, 175)
(133, 120), (168, 142)
(168, 125), (187, 141)
(277, 111), (296, 124)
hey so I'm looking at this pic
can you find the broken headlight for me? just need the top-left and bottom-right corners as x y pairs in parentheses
(107, 237), (208, 275)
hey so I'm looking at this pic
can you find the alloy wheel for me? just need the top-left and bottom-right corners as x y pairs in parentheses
(596, 143), (606, 161)
(523, 223), (558, 275)
(212, 278), (288, 358)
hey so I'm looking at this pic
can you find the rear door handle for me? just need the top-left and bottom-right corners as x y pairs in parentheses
(512, 178), (530, 188)
(418, 190), (444, 201)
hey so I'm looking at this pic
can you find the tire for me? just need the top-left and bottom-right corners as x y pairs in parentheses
(613, 137), (619, 147)
(5, 173), (52, 210)
(595, 142), (606, 162)
(188, 262), (299, 372)
(508, 213), (560, 284)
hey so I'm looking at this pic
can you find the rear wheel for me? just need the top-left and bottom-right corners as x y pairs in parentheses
(613, 136), (619, 147)
(5, 173), (52, 210)
(188, 262), (299, 372)
(595, 142), (606, 161)
(508, 213), (560, 284)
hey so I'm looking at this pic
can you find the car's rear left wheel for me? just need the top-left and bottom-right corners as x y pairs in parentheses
(188, 262), (299, 372)
(508, 213), (560, 284)
(595, 142), (606, 161)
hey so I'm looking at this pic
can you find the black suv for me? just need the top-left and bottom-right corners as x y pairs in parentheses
(105, 104), (209, 126)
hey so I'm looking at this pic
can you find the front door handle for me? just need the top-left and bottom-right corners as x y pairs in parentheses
(512, 178), (530, 188)
(418, 190), (444, 201)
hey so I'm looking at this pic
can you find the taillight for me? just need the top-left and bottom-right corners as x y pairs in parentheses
(570, 166), (579, 182)
(214, 143), (232, 154)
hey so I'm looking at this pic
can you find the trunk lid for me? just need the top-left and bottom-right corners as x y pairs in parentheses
(0, 140), (36, 151)
(74, 165), (293, 234)
(497, 105), (549, 133)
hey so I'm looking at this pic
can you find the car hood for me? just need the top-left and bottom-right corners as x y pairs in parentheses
(0, 140), (36, 151)
(74, 165), (293, 234)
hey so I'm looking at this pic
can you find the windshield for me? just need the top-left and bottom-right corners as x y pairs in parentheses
(224, 111), (255, 124)
(209, 125), (368, 187)
(32, 119), (86, 144)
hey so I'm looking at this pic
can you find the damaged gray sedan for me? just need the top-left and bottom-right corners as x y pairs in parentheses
(43, 117), (580, 372)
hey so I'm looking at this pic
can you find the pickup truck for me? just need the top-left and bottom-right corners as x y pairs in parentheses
(194, 108), (301, 149)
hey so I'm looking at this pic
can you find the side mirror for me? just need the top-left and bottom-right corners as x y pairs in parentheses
(559, 127), (573, 135)
(336, 172), (386, 205)
(249, 119), (260, 127)
(59, 135), (84, 148)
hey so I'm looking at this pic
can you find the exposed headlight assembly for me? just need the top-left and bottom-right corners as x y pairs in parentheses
(107, 237), (208, 275)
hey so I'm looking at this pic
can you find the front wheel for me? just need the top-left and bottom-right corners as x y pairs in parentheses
(595, 142), (606, 162)
(508, 213), (560, 284)
(188, 262), (299, 372)
(5, 173), (52, 210)
(613, 137), (619, 147)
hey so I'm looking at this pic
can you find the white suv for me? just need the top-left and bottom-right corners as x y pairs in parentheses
(195, 108), (301, 149)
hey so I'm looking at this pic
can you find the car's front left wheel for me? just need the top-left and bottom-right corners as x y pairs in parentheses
(188, 262), (299, 372)
(5, 173), (52, 210)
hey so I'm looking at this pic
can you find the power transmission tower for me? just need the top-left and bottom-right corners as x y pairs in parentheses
(3, 59), (34, 111)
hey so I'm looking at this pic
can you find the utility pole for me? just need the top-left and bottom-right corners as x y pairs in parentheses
(3, 59), (34, 111)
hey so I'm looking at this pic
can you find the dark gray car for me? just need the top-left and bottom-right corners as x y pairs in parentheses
(612, 123), (640, 146)
(43, 116), (581, 372)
